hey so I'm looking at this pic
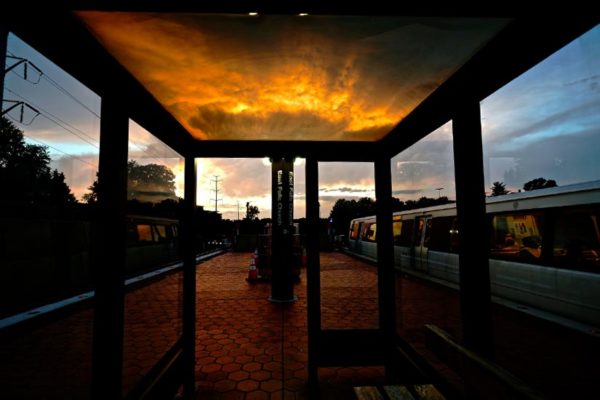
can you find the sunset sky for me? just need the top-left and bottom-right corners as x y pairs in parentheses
(3, 22), (599, 220)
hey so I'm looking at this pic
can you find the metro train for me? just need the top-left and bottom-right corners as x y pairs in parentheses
(1, 214), (180, 318)
(347, 180), (600, 329)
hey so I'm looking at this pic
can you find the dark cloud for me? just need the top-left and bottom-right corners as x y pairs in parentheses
(321, 187), (371, 193)
(392, 189), (422, 196)
(189, 106), (349, 141)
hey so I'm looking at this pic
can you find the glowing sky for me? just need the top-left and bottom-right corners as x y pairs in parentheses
(76, 12), (506, 141)
(4, 23), (599, 220)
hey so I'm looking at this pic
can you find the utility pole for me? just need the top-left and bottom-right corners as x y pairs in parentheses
(211, 175), (222, 212)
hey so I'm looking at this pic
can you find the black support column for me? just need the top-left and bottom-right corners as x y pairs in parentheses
(452, 100), (494, 358)
(91, 94), (129, 399)
(305, 156), (321, 389)
(375, 158), (396, 361)
(270, 156), (296, 303)
(0, 27), (7, 108)
(182, 156), (197, 399)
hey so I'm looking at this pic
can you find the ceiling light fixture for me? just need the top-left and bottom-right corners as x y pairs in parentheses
(248, 12), (258, 16)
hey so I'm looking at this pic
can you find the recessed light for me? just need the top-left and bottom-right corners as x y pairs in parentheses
(249, 12), (258, 16)
(298, 13), (309, 17)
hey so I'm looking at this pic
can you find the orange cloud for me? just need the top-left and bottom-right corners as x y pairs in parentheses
(77, 12), (506, 141)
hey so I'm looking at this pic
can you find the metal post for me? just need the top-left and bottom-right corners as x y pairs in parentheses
(452, 101), (494, 358)
(305, 156), (321, 390)
(1, 26), (8, 109)
(182, 156), (197, 399)
(91, 93), (129, 399)
(270, 156), (296, 303)
(375, 158), (397, 377)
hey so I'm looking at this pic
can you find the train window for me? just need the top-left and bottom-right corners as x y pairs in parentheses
(350, 221), (360, 240)
(423, 218), (432, 248)
(154, 225), (167, 242)
(490, 213), (543, 263)
(553, 208), (600, 271)
(137, 224), (154, 243)
(429, 217), (456, 253)
(397, 219), (414, 246)
(415, 217), (432, 247)
(393, 215), (402, 244)
(362, 222), (377, 242)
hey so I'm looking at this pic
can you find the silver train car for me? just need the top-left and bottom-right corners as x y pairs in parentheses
(347, 180), (600, 329)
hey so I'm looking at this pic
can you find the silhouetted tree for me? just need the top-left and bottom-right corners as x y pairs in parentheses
(127, 160), (176, 201)
(245, 202), (260, 220)
(84, 161), (177, 204)
(0, 116), (76, 206)
(523, 177), (557, 191)
(490, 181), (510, 196)
(329, 197), (376, 237)
(82, 173), (99, 204)
(329, 195), (453, 240)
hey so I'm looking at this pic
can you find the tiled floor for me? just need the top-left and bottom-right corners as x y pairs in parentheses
(194, 251), (385, 400)
(2, 250), (599, 399)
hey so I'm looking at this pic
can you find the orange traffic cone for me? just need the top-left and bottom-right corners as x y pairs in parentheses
(247, 252), (258, 282)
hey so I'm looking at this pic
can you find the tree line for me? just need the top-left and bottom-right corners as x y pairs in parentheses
(490, 178), (557, 197)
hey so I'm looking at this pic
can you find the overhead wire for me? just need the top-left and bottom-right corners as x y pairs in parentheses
(5, 113), (98, 169)
(6, 52), (182, 167)
(4, 88), (100, 149)
(7, 51), (100, 119)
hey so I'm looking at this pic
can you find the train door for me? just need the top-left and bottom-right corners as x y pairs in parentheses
(349, 221), (362, 251)
(414, 216), (432, 271)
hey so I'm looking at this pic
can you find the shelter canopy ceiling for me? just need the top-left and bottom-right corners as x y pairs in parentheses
(76, 12), (507, 141)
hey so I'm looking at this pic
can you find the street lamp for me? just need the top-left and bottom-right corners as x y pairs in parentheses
(435, 187), (444, 198)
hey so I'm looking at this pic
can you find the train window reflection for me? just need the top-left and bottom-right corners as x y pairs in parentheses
(154, 225), (167, 241)
(350, 221), (360, 240)
(362, 222), (377, 242)
(393, 216), (402, 244)
(398, 219), (414, 247)
(490, 213), (543, 262)
(554, 208), (600, 271)
(429, 216), (457, 253)
(137, 224), (153, 242)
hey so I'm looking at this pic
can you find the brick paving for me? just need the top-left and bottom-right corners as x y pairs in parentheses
(194, 251), (384, 400)
(394, 270), (600, 400)
(0, 308), (93, 399)
(123, 271), (184, 395)
(2, 251), (597, 399)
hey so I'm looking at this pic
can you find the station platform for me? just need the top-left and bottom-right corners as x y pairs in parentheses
(194, 251), (383, 400)
(1, 251), (599, 399)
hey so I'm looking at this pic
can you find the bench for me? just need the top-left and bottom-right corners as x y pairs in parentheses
(424, 324), (544, 400)
(354, 384), (446, 400)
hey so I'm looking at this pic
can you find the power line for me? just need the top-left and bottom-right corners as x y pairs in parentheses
(211, 175), (222, 212)
(7, 88), (174, 166)
(41, 73), (100, 119)
(6, 53), (181, 167)
(4, 87), (100, 149)
(6, 51), (100, 119)
(6, 117), (99, 169)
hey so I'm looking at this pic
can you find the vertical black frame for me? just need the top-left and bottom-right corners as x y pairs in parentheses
(91, 94), (129, 399)
(452, 100), (494, 358)
(0, 26), (7, 109)
(182, 156), (197, 399)
(305, 156), (321, 389)
(375, 157), (397, 370)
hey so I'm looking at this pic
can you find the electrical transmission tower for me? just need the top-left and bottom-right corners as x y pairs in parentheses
(211, 175), (222, 212)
